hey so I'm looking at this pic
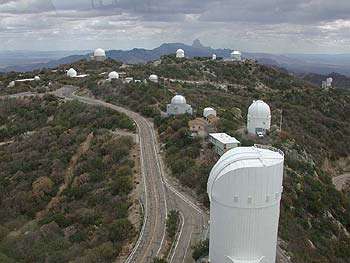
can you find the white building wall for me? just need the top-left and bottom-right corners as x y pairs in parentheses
(209, 135), (240, 156)
(247, 115), (271, 135)
(167, 103), (193, 116)
(208, 147), (284, 263)
(94, 56), (106, 62)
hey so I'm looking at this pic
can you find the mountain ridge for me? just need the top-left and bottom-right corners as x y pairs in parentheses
(2, 40), (350, 79)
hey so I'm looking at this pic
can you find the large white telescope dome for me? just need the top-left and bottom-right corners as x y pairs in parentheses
(208, 145), (284, 263)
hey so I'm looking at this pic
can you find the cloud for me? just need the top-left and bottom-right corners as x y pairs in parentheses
(1, 0), (350, 53)
(0, 0), (56, 14)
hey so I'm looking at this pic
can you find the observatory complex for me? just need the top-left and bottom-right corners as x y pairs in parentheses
(91, 48), (107, 61)
(176, 49), (185, 58)
(207, 145), (284, 263)
(166, 95), (192, 116)
(247, 100), (271, 136)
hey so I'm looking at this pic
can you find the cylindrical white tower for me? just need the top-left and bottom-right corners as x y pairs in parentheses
(207, 145), (284, 263)
(247, 100), (271, 135)
(212, 54), (217, 60)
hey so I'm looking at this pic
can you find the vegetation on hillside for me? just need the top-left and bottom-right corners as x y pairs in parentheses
(84, 57), (350, 263)
(0, 96), (137, 262)
(1, 55), (349, 262)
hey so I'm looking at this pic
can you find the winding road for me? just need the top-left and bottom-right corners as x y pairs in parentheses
(60, 87), (208, 263)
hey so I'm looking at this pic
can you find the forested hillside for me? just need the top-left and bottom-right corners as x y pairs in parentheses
(0, 96), (138, 262)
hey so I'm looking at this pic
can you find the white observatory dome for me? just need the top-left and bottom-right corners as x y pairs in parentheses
(108, 71), (119, 80)
(231, 50), (241, 55)
(247, 100), (271, 135)
(171, 95), (186, 104)
(34, 76), (40, 81)
(231, 50), (242, 61)
(67, 68), (77, 78)
(149, 74), (159, 83)
(94, 48), (106, 57)
(8, 81), (15, 88)
(212, 54), (217, 60)
(203, 107), (217, 118)
(176, 49), (185, 58)
(326, 77), (333, 86)
(208, 146), (284, 263)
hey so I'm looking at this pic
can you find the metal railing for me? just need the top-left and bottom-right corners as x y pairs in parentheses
(254, 144), (284, 157)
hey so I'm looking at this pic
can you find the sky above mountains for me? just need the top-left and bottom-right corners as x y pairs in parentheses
(1, 0), (350, 53)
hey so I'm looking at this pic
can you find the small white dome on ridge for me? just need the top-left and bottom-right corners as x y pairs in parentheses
(67, 68), (77, 77)
(171, 95), (186, 104)
(94, 48), (106, 57)
(203, 107), (217, 118)
(8, 81), (15, 88)
(176, 49), (185, 58)
(34, 76), (40, 81)
(108, 71), (119, 79)
(149, 74), (158, 83)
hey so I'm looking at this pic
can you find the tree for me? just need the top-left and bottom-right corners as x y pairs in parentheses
(108, 219), (134, 242)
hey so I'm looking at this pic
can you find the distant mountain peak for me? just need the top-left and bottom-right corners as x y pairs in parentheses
(192, 39), (205, 48)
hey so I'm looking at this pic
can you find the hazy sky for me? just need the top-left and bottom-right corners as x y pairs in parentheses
(1, 0), (350, 53)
